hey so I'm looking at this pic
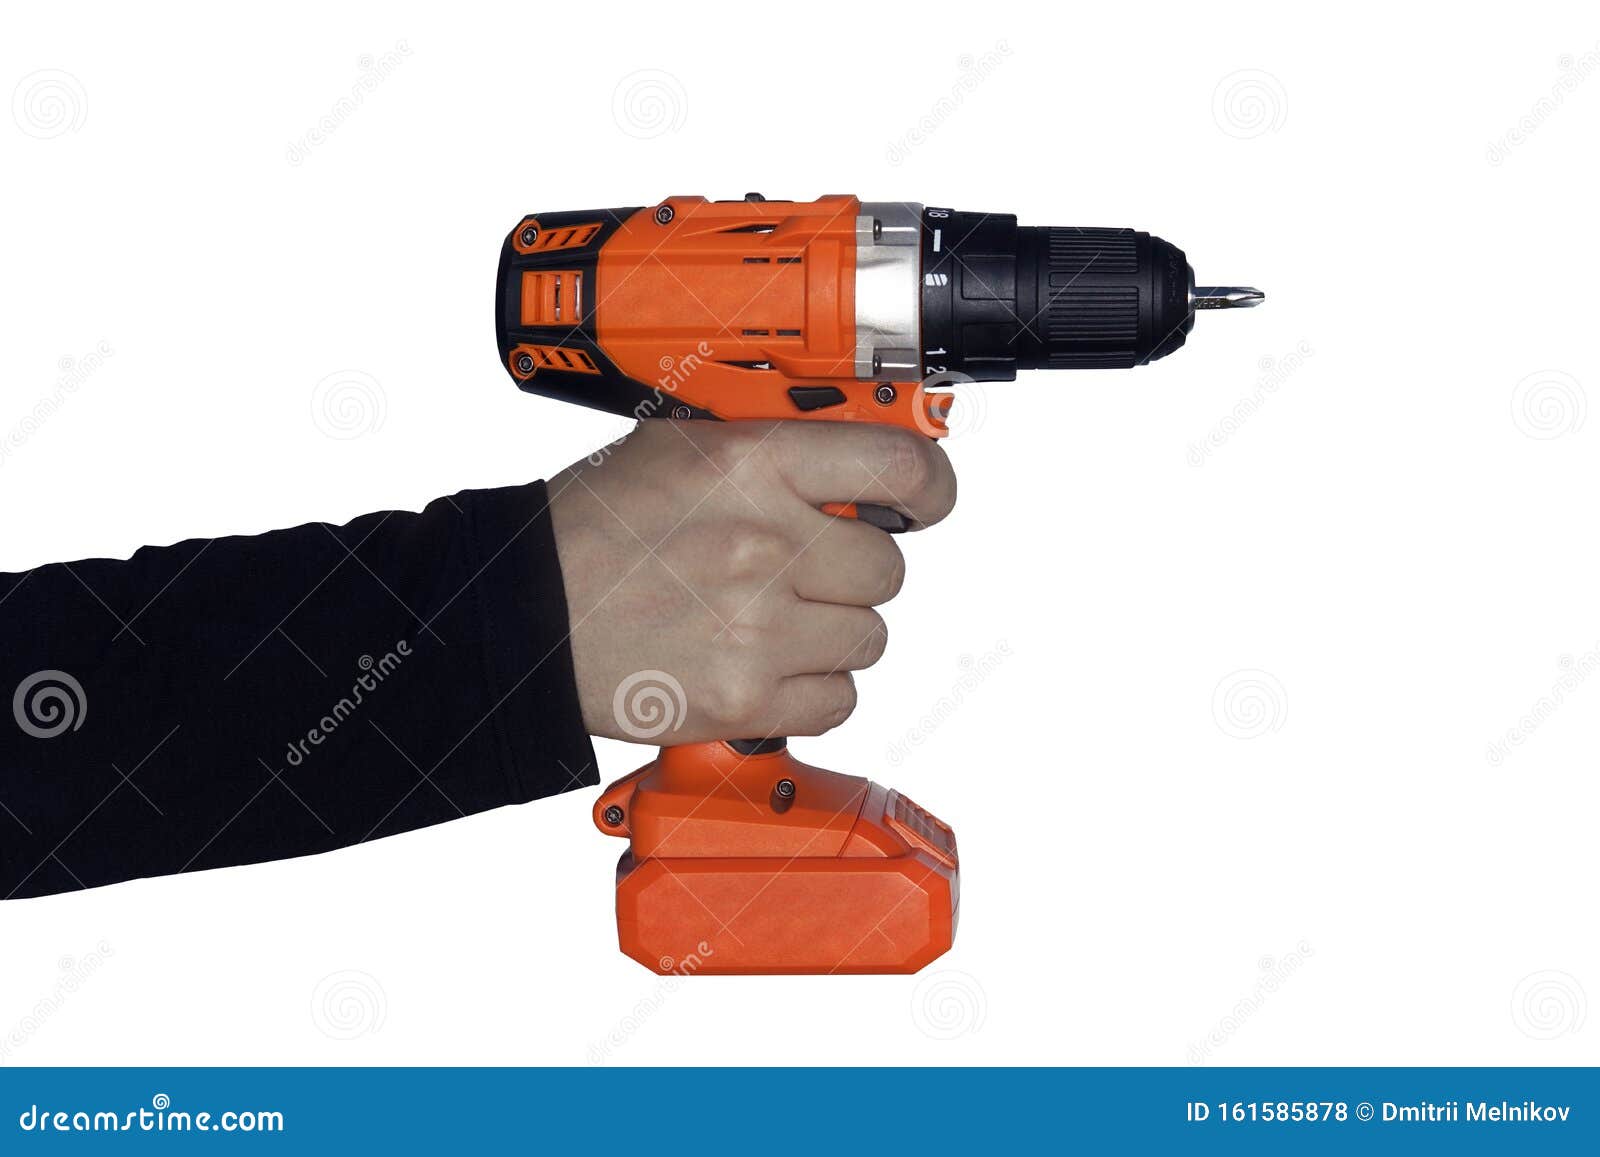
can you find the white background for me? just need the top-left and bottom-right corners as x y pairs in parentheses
(2, 1), (1596, 1067)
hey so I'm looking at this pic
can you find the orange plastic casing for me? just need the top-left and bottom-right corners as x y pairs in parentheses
(592, 742), (959, 975)
(500, 196), (949, 436)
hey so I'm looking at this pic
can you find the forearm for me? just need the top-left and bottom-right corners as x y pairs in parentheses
(0, 480), (595, 900)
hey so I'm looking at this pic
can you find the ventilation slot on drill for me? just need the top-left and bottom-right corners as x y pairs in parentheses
(519, 271), (584, 326)
(520, 222), (603, 252)
(886, 793), (959, 869)
(511, 343), (600, 376)
(1045, 228), (1138, 274)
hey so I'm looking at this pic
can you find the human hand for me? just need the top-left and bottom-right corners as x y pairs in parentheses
(548, 420), (957, 743)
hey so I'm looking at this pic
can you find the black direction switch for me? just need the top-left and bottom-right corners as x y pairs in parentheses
(787, 386), (847, 411)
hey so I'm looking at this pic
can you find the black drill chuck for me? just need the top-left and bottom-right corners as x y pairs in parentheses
(918, 208), (1260, 381)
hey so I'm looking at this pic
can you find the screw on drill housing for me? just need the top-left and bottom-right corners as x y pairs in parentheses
(515, 354), (535, 375)
(654, 205), (675, 225)
(671, 404), (691, 420)
(519, 225), (538, 246)
(770, 778), (797, 814)
(874, 384), (897, 405)
(602, 805), (625, 827)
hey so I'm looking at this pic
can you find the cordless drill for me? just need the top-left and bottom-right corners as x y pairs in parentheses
(495, 195), (1261, 975)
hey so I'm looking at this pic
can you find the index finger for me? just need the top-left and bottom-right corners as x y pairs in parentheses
(766, 421), (958, 529)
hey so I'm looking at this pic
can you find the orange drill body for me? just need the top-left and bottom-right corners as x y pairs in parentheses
(499, 196), (947, 438)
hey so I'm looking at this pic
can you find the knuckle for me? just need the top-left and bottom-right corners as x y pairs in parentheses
(700, 659), (768, 727)
(705, 423), (774, 475)
(725, 526), (790, 580)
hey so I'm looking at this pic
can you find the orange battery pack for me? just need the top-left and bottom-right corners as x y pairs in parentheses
(592, 741), (958, 975)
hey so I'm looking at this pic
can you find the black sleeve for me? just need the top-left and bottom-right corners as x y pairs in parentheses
(0, 480), (597, 900)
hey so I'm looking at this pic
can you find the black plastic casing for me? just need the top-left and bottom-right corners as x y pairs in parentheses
(918, 208), (1195, 381)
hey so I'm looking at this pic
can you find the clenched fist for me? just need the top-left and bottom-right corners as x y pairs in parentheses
(548, 420), (957, 743)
